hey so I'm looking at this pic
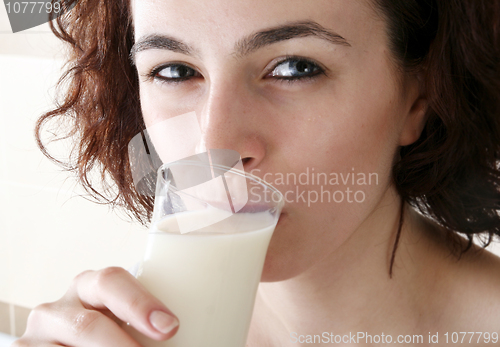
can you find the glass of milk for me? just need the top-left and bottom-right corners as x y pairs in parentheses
(126, 153), (284, 347)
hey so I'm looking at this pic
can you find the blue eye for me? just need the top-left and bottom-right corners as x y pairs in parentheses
(269, 58), (324, 80)
(151, 64), (200, 82)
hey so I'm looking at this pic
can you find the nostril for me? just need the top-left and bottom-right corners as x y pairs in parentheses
(242, 157), (252, 165)
(242, 157), (254, 169)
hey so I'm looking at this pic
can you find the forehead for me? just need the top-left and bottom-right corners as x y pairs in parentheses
(131, 0), (386, 52)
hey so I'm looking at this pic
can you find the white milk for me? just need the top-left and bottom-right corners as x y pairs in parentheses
(128, 210), (276, 347)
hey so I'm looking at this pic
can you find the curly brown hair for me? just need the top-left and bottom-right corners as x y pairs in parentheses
(37, 0), (500, 271)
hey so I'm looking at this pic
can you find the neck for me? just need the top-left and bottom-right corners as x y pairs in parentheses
(251, 188), (450, 344)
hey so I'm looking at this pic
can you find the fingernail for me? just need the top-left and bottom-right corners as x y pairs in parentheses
(149, 310), (179, 334)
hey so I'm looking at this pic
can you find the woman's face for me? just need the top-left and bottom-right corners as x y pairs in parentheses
(132, 0), (426, 281)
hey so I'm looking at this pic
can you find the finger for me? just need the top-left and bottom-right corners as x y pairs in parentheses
(12, 342), (63, 347)
(11, 336), (66, 347)
(71, 267), (179, 341)
(24, 302), (142, 347)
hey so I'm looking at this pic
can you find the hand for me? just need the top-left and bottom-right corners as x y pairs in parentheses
(13, 267), (179, 346)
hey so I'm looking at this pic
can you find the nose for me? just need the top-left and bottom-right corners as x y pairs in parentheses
(198, 80), (266, 171)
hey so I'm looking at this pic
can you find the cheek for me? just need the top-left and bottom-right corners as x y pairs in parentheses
(308, 49), (399, 167)
(139, 84), (202, 127)
(273, 75), (401, 184)
(260, 59), (404, 280)
(140, 86), (167, 127)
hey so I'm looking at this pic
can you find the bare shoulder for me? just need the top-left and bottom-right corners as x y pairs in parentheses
(412, 213), (500, 332)
(439, 240), (500, 331)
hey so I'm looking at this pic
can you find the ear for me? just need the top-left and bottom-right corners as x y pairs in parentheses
(398, 76), (429, 146)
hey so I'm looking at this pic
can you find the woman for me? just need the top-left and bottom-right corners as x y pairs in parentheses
(16, 0), (500, 345)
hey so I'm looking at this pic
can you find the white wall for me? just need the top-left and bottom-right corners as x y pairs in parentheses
(0, 12), (148, 309)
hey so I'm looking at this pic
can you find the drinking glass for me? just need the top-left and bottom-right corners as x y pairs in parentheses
(125, 151), (284, 347)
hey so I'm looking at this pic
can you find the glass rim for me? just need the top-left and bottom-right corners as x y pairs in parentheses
(157, 160), (285, 205)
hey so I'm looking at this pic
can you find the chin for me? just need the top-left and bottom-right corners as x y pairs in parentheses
(258, 212), (312, 282)
(259, 252), (306, 282)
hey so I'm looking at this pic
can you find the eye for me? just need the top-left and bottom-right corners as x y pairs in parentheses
(267, 57), (325, 81)
(149, 63), (201, 83)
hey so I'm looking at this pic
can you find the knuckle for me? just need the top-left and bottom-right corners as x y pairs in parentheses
(10, 339), (31, 347)
(94, 266), (127, 290)
(71, 269), (94, 288)
(25, 300), (70, 335)
(27, 302), (53, 324)
(71, 309), (102, 336)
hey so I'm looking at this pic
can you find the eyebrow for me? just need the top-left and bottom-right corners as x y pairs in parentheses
(130, 35), (195, 64)
(130, 20), (350, 64)
(235, 20), (351, 56)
